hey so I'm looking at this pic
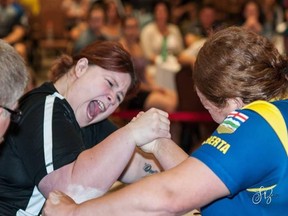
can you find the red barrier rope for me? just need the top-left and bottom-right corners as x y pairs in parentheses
(112, 110), (213, 122)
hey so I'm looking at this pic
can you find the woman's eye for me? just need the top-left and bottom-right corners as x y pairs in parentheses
(117, 95), (121, 103)
(107, 80), (113, 87)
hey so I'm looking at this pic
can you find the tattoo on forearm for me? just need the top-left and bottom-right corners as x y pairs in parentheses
(143, 163), (158, 174)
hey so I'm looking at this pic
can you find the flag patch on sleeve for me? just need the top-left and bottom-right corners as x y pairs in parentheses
(217, 111), (249, 134)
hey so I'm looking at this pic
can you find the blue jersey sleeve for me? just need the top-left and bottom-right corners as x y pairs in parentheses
(192, 109), (287, 196)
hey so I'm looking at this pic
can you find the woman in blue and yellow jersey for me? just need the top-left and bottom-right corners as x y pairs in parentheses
(43, 26), (288, 216)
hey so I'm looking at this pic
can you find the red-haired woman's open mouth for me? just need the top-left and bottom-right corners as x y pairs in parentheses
(87, 100), (105, 119)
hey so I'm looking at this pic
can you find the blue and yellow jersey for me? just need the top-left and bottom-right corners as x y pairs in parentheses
(192, 99), (288, 216)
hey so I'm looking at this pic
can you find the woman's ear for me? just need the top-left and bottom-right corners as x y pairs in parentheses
(232, 97), (244, 110)
(75, 58), (89, 78)
(226, 97), (244, 111)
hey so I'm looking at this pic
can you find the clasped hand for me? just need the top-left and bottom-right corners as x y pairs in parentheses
(127, 108), (171, 152)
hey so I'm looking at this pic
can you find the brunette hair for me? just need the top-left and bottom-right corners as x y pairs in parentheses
(50, 40), (139, 98)
(194, 26), (288, 108)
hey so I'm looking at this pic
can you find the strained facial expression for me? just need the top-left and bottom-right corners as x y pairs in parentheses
(69, 64), (131, 127)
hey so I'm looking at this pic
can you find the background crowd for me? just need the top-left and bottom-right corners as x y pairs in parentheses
(2, 0), (288, 153)
(1, 1), (288, 215)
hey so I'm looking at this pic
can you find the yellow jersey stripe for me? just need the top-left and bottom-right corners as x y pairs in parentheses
(244, 100), (288, 155)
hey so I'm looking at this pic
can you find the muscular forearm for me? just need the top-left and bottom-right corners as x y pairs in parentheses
(122, 138), (188, 183)
(152, 138), (188, 170)
(119, 147), (163, 183)
(71, 125), (137, 190)
(75, 173), (178, 216)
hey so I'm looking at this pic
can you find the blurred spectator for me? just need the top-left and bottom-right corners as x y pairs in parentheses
(262, 0), (285, 54)
(239, 0), (265, 35)
(169, 0), (188, 24)
(179, 18), (227, 67)
(140, 0), (184, 92)
(125, 0), (153, 28)
(72, 3), (107, 54)
(119, 16), (178, 113)
(184, 3), (218, 47)
(178, 37), (206, 67)
(140, 0), (184, 64)
(101, 0), (123, 41)
(262, 0), (284, 39)
(0, 0), (29, 60)
(178, 1), (199, 36)
(122, 1), (134, 17)
(62, 0), (90, 31)
(238, 0), (285, 54)
(276, 6), (288, 54)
